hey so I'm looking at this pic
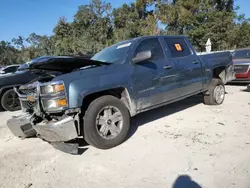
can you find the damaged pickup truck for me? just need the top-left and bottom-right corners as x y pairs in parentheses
(7, 36), (235, 154)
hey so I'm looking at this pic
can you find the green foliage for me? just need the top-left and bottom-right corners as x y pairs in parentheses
(1, 0), (250, 65)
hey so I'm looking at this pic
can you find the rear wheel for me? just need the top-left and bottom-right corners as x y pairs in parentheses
(203, 78), (225, 105)
(83, 95), (130, 149)
(1, 89), (21, 111)
(247, 84), (250, 92)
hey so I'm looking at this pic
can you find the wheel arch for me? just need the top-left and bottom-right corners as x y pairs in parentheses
(81, 87), (135, 117)
(213, 66), (226, 84)
(0, 85), (21, 100)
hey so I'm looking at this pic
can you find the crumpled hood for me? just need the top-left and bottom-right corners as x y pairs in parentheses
(28, 56), (110, 73)
(233, 58), (250, 65)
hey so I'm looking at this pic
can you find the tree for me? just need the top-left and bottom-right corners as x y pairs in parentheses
(112, 0), (161, 43)
(234, 21), (250, 48)
(53, 17), (74, 55)
(0, 41), (21, 65)
(72, 0), (113, 54)
(157, 0), (236, 51)
(2, 0), (250, 65)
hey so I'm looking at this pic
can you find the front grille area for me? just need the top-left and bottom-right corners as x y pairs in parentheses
(234, 65), (249, 73)
(19, 87), (37, 95)
(18, 83), (38, 111)
(21, 100), (37, 110)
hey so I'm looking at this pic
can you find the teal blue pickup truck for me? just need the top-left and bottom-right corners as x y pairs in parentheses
(7, 36), (234, 154)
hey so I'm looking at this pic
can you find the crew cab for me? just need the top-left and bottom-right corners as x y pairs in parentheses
(7, 36), (234, 154)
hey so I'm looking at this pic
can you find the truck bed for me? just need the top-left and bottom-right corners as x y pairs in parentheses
(199, 51), (235, 85)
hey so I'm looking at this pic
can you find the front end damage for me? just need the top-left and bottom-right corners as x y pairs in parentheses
(7, 80), (81, 154)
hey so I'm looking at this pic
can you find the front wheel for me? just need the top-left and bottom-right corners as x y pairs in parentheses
(203, 78), (225, 105)
(1, 89), (21, 111)
(84, 95), (130, 149)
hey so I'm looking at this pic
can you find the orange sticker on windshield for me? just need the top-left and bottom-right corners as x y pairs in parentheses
(175, 44), (182, 51)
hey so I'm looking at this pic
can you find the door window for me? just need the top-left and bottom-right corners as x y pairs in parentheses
(164, 38), (191, 58)
(133, 38), (164, 61)
(4, 66), (18, 73)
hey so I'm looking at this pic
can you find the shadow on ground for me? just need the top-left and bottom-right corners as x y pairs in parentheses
(172, 175), (202, 188)
(127, 95), (203, 139)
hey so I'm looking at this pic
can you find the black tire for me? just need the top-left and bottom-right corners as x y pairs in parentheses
(84, 95), (130, 149)
(1, 89), (21, 111)
(203, 78), (225, 105)
(247, 84), (250, 92)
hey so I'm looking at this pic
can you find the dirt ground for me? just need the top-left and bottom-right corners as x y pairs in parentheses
(0, 85), (250, 188)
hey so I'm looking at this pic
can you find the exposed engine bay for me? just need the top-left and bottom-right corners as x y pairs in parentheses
(14, 56), (109, 124)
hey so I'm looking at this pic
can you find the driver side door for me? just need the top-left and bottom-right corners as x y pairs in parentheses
(131, 38), (175, 111)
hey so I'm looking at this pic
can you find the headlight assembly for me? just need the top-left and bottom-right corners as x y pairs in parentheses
(40, 80), (68, 112)
(42, 98), (68, 111)
(40, 81), (65, 95)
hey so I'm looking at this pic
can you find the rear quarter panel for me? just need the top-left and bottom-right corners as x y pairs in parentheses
(199, 51), (233, 89)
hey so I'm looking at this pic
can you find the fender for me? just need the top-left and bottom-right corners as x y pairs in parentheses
(68, 79), (137, 116)
(80, 86), (136, 116)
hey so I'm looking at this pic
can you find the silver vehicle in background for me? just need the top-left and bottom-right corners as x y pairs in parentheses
(232, 48), (250, 83)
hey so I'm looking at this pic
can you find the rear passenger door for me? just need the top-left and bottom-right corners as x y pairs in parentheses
(131, 38), (176, 110)
(164, 37), (203, 97)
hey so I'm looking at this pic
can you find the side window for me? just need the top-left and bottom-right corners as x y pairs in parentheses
(3, 67), (12, 73)
(164, 38), (191, 58)
(4, 66), (17, 73)
(133, 38), (164, 61)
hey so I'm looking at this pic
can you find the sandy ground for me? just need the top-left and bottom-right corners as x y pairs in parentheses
(0, 85), (250, 188)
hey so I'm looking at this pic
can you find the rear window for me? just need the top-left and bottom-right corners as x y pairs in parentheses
(233, 49), (250, 59)
(164, 38), (191, 58)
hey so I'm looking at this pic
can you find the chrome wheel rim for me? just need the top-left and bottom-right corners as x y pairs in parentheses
(213, 85), (225, 104)
(96, 106), (123, 140)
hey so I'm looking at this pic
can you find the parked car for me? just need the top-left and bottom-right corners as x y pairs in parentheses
(0, 64), (20, 76)
(7, 36), (234, 154)
(231, 48), (250, 83)
(0, 62), (59, 111)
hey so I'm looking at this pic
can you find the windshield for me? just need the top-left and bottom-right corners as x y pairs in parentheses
(233, 49), (250, 59)
(91, 41), (133, 64)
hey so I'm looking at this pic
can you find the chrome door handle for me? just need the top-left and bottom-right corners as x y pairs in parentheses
(163, 65), (172, 70)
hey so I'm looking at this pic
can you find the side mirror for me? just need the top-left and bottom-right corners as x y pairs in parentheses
(132, 50), (152, 64)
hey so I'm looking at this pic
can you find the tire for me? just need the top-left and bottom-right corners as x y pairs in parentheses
(247, 84), (250, 92)
(203, 78), (225, 105)
(84, 95), (130, 149)
(1, 89), (21, 111)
